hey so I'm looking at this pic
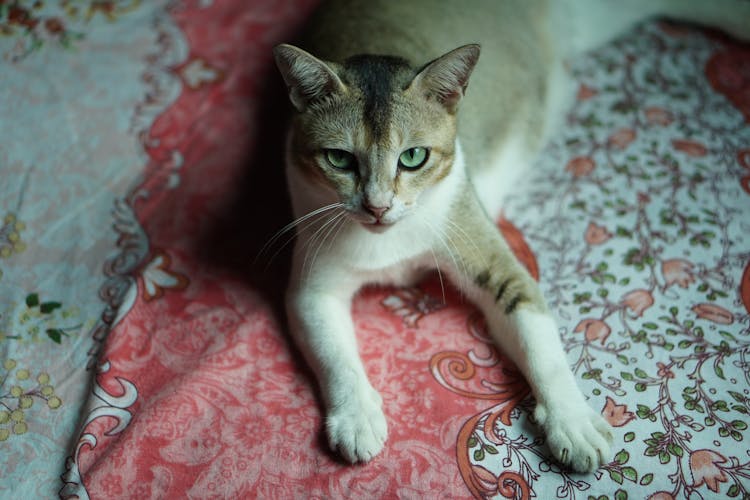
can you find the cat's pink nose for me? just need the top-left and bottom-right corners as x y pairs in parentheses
(365, 204), (389, 218)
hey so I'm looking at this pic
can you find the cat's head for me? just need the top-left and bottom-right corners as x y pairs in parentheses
(274, 43), (480, 232)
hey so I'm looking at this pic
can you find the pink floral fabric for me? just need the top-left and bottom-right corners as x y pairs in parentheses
(1, 2), (749, 499)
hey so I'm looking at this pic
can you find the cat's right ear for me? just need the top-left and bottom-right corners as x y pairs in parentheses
(273, 44), (346, 112)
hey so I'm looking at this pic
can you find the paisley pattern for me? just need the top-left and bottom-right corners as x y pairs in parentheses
(0, 2), (748, 499)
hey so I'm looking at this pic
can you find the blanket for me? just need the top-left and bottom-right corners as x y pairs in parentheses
(1, 1), (749, 498)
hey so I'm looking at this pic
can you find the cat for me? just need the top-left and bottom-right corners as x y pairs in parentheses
(271, 0), (750, 472)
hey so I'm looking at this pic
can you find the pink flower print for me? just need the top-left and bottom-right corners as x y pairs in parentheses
(662, 259), (695, 288)
(7, 6), (38, 29)
(738, 149), (750, 170)
(656, 362), (675, 379)
(565, 156), (596, 177)
(607, 128), (636, 150)
(584, 222), (612, 245)
(471, 465), (498, 497)
(574, 318), (611, 344)
(601, 396), (635, 427)
(44, 18), (65, 34)
(577, 84), (597, 100)
(647, 493), (675, 500)
(706, 48), (750, 123)
(672, 139), (708, 157)
(644, 106), (674, 126)
(621, 289), (654, 317)
(689, 449), (728, 493)
(692, 303), (734, 325)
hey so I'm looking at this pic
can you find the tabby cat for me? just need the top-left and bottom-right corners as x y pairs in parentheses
(272, 0), (750, 472)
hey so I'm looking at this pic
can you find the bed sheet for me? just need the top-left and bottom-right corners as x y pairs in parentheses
(1, 1), (749, 499)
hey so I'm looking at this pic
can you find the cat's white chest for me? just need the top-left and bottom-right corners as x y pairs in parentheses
(325, 217), (436, 286)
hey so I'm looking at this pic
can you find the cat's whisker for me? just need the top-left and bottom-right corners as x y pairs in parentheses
(301, 210), (344, 258)
(307, 211), (348, 277)
(420, 218), (451, 304)
(255, 202), (344, 265)
(433, 218), (472, 293)
(306, 211), (348, 281)
(301, 209), (348, 281)
(428, 245), (447, 305)
(300, 215), (336, 278)
(312, 212), (349, 279)
(419, 215), (466, 302)
(264, 207), (341, 271)
(444, 216), (487, 268)
(324, 212), (349, 255)
(441, 217), (490, 293)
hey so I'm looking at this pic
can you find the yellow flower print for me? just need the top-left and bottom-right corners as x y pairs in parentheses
(0, 360), (62, 441)
(0, 212), (27, 261)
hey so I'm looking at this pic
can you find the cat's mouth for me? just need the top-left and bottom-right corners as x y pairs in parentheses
(361, 219), (394, 233)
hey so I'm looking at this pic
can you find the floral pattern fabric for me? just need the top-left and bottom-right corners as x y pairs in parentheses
(0, 1), (748, 499)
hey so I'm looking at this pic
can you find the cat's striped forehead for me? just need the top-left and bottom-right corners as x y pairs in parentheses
(339, 55), (415, 141)
(298, 55), (456, 155)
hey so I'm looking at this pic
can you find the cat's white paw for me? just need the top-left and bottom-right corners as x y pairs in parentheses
(326, 386), (387, 463)
(535, 401), (613, 472)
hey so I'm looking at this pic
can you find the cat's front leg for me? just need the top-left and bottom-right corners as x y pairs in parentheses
(444, 204), (612, 472)
(286, 267), (387, 463)
(499, 308), (613, 472)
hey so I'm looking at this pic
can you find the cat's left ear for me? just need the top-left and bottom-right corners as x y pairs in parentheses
(411, 44), (481, 113)
(273, 44), (346, 112)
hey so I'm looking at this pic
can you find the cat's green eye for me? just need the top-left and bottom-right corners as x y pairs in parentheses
(398, 147), (429, 170)
(325, 149), (355, 170)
